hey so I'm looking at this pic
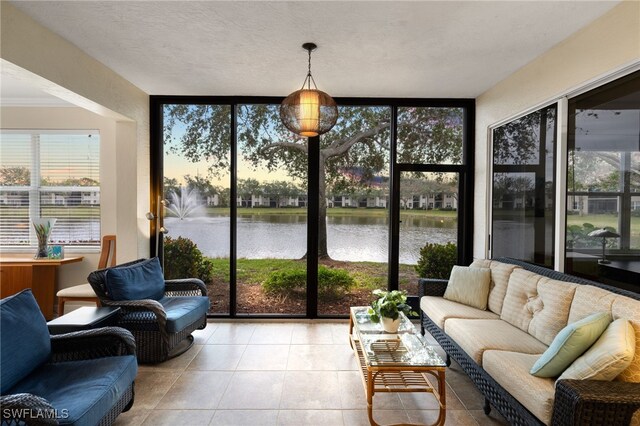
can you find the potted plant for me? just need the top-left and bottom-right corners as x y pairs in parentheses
(367, 289), (417, 333)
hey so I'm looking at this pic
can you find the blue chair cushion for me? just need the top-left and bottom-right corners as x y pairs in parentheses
(159, 296), (209, 333)
(0, 290), (51, 394)
(8, 355), (138, 426)
(105, 257), (165, 301)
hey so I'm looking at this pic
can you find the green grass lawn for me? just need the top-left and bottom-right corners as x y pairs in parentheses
(206, 257), (416, 290)
(203, 206), (457, 219)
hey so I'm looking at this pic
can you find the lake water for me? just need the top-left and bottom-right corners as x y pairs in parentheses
(166, 213), (456, 264)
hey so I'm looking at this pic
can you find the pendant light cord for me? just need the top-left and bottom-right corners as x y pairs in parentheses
(307, 48), (312, 89)
(300, 46), (318, 91)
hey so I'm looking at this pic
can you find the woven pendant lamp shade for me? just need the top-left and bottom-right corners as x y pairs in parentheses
(280, 88), (338, 137)
(280, 42), (338, 137)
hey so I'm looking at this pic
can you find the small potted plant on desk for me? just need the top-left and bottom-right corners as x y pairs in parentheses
(368, 289), (417, 333)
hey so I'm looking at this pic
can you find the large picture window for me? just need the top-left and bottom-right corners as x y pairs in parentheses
(566, 71), (640, 289)
(0, 130), (101, 248)
(153, 97), (474, 317)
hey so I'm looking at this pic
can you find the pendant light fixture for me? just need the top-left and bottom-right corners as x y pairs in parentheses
(280, 43), (338, 137)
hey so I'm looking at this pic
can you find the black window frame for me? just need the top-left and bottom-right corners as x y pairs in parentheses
(150, 96), (475, 318)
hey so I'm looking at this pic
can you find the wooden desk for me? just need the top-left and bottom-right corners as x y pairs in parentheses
(0, 256), (83, 320)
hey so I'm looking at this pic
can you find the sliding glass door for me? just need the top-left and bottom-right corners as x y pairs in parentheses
(394, 106), (467, 298)
(566, 71), (640, 289)
(491, 105), (557, 267)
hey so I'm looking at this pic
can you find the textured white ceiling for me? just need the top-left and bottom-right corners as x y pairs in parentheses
(9, 1), (620, 98)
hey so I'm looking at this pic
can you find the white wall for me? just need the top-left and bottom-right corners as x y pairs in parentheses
(474, 1), (640, 260)
(0, 2), (150, 263)
(1, 3), (151, 314)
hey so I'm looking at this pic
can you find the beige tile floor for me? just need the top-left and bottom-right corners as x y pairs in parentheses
(114, 321), (508, 426)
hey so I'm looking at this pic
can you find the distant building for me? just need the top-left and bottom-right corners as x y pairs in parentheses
(0, 190), (100, 206)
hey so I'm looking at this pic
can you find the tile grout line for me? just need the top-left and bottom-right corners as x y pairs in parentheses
(123, 323), (506, 425)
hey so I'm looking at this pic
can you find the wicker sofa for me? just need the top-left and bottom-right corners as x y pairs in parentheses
(419, 257), (640, 426)
(1, 289), (137, 426)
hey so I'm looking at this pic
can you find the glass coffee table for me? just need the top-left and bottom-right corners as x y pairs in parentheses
(349, 307), (447, 426)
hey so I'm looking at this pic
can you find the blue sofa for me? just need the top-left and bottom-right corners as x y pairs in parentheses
(1, 290), (137, 426)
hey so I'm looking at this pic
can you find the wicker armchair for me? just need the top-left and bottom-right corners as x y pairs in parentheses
(1, 290), (137, 426)
(87, 258), (209, 364)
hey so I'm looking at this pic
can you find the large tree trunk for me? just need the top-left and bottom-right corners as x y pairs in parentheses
(317, 154), (330, 259)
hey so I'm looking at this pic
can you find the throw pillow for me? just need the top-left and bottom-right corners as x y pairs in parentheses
(558, 318), (636, 381)
(0, 290), (51, 394)
(530, 311), (611, 378)
(105, 257), (165, 301)
(443, 265), (492, 310)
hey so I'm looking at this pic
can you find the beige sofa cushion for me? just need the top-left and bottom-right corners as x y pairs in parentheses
(612, 295), (640, 383)
(445, 318), (548, 365)
(500, 269), (544, 332)
(420, 296), (499, 329)
(469, 259), (491, 268)
(559, 318), (636, 381)
(568, 285), (617, 324)
(527, 278), (577, 345)
(487, 262), (520, 315)
(443, 266), (491, 310)
(483, 350), (555, 425)
(470, 259), (519, 315)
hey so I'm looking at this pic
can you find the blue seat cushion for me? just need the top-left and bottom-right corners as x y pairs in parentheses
(159, 296), (209, 333)
(9, 355), (137, 426)
(1, 290), (51, 394)
(105, 257), (165, 301)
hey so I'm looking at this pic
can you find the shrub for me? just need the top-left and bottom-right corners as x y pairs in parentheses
(318, 267), (354, 296)
(262, 268), (306, 294)
(163, 236), (213, 283)
(414, 242), (457, 279)
(262, 266), (354, 296)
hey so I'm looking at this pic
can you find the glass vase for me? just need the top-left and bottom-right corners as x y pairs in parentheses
(33, 218), (56, 259)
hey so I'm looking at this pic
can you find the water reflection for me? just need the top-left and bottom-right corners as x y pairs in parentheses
(166, 213), (456, 264)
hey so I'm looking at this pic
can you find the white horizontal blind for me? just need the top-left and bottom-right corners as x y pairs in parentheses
(0, 133), (32, 245)
(0, 131), (101, 248)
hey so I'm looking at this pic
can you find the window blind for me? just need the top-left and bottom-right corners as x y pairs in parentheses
(0, 131), (100, 248)
(0, 133), (32, 245)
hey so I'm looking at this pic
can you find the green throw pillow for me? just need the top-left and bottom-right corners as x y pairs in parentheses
(530, 312), (611, 378)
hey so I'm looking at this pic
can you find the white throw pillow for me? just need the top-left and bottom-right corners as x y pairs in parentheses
(558, 318), (636, 381)
(443, 265), (491, 310)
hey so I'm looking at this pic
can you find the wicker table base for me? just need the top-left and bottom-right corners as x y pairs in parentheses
(349, 309), (446, 426)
